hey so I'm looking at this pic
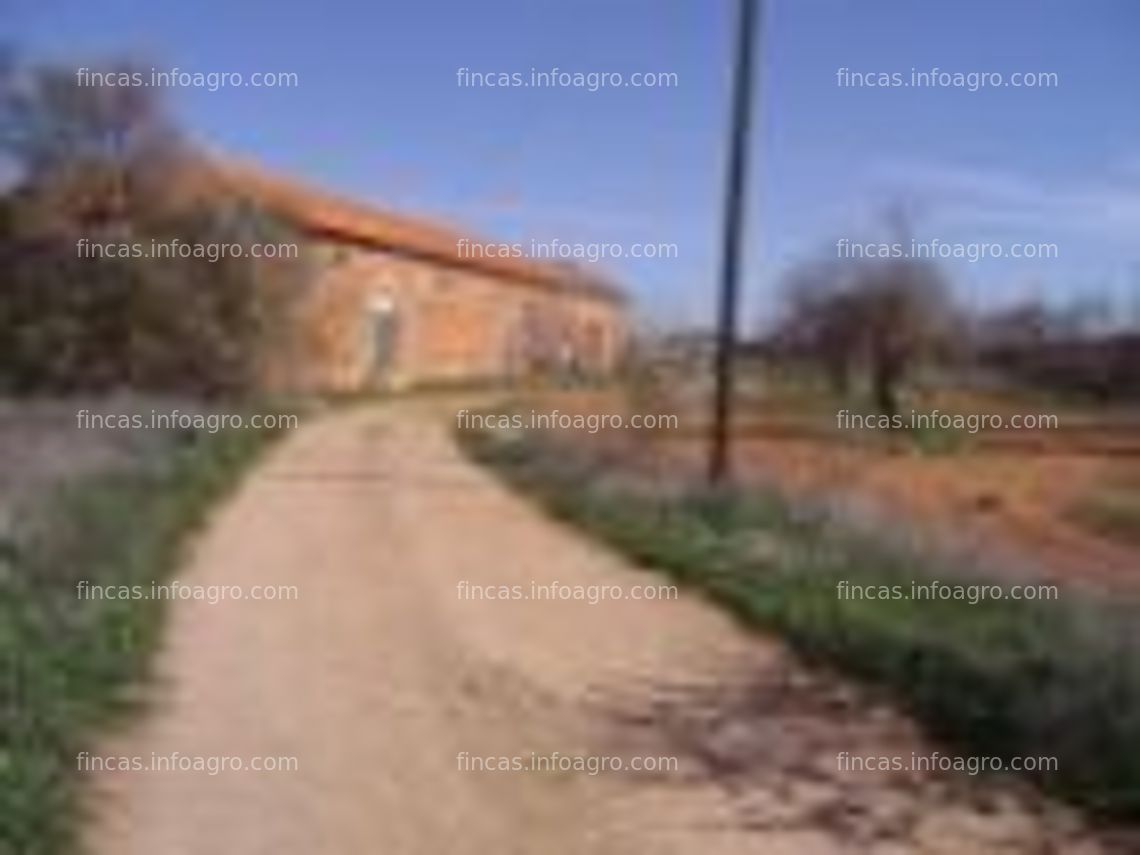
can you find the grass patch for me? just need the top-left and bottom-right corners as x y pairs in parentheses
(1073, 487), (1140, 547)
(458, 423), (1140, 821)
(906, 420), (970, 455)
(0, 410), (293, 855)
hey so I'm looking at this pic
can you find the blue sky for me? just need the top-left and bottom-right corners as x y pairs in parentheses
(6, 0), (1140, 330)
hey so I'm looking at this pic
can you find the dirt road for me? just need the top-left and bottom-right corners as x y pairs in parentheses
(83, 403), (1114, 854)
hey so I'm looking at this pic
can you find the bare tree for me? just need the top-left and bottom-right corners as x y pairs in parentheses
(775, 258), (862, 395)
(775, 247), (955, 416)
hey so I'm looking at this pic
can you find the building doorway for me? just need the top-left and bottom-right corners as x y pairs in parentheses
(367, 295), (400, 386)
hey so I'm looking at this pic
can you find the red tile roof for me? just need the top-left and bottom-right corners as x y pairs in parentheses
(207, 161), (626, 305)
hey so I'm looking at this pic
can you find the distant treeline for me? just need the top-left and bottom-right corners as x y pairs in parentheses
(976, 330), (1140, 402)
(754, 234), (1140, 406)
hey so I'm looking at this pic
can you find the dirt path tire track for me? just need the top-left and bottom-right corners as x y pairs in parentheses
(82, 403), (1114, 854)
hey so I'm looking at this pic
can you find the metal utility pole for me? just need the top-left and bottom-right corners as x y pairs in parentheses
(709, 0), (759, 485)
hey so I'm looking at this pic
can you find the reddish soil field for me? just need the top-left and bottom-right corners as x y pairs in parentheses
(529, 388), (1140, 593)
(666, 435), (1139, 591)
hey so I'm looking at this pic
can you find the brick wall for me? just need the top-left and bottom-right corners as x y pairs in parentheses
(266, 242), (627, 392)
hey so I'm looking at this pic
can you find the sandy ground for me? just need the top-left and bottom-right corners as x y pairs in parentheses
(82, 402), (1124, 854)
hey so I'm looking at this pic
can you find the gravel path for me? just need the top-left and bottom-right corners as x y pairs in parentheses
(82, 402), (1117, 854)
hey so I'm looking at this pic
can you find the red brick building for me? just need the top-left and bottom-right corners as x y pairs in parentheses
(216, 166), (629, 392)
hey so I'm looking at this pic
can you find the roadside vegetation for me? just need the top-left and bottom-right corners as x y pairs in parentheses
(458, 416), (1140, 820)
(1072, 476), (1140, 548)
(0, 407), (294, 855)
(0, 52), (316, 854)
